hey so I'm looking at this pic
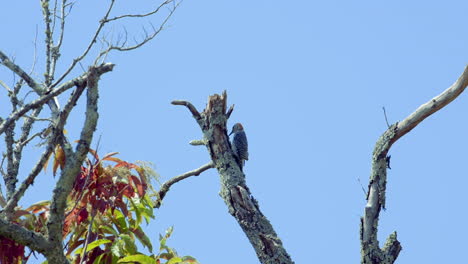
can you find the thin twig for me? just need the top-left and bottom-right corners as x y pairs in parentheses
(0, 50), (44, 94)
(0, 80), (12, 93)
(79, 211), (97, 264)
(382, 106), (390, 128)
(357, 177), (367, 197)
(51, 0), (116, 88)
(29, 25), (39, 76)
(95, 1), (180, 63)
(23, 115), (54, 122)
(105, 0), (175, 22)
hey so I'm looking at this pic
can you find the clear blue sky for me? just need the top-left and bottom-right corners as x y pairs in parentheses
(1, 1), (468, 263)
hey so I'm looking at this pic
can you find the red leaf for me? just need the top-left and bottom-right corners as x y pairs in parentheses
(77, 208), (89, 224)
(130, 175), (146, 197)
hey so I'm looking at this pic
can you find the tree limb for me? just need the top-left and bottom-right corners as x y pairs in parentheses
(173, 91), (294, 264)
(46, 66), (102, 264)
(0, 63), (114, 135)
(2, 83), (88, 216)
(360, 65), (468, 264)
(0, 217), (51, 254)
(171, 100), (202, 121)
(42, 0), (53, 86)
(3, 123), (17, 199)
(154, 162), (214, 209)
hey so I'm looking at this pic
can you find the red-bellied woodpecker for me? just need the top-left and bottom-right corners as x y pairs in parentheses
(229, 123), (249, 169)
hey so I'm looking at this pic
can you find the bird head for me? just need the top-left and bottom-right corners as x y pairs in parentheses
(229, 123), (244, 136)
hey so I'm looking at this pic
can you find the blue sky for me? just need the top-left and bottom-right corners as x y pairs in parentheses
(1, 1), (468, 263)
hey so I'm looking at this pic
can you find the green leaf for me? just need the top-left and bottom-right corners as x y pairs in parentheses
(134, 226), (153, 252)
(92, 253), (105, 264)
(111, 239), (125, 258)
(120, 233), (137, 254)
(113, 209), (128, 232)
(181, 256), (198, 263)
(165, 226), (174, 238)
(130, 198), (143, 226)
(100, 225), (119, 236)
(74, 239), (112, 255)
(117, 254), (156, 264)
(166, 257), (183, 264)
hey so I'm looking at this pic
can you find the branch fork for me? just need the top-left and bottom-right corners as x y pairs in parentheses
(360, 65), (468, 264)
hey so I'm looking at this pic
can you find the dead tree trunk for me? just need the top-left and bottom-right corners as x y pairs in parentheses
(173, 91), (294, 264)
(360, 65), (468, 264)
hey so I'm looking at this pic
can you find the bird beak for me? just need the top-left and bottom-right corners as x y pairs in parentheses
(228, 130), (233, 136)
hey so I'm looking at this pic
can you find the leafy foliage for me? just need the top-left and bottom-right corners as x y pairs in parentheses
(0, 150), (199, 264)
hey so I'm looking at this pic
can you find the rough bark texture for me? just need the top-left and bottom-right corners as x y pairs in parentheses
(360, 65), (468, 264)
(173, 91), (294, 264)
(45, 66), (102, 264)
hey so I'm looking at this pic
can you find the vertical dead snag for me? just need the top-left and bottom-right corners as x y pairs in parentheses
(361, 65), (468, 264)
(172, 91), (294, 264)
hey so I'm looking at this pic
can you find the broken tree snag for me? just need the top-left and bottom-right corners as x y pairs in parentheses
(172, 91), (294, 264)
(360, 65), (468, 264)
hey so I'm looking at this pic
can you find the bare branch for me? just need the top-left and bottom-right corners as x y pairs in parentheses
(2, 107), (45, 215)
(49, 0), (68, 83)
(0, 50), (44, 94)
(189, 139), (207, 146)
(95, 1), (180, 63)
(30, 25), (39, 76)
(105, 0), (175, 22)
(3, 123), (17, 199)
(2, 83), (87, 216)
(19, 131), (43, 148)
(171, 100), (202, 121)
(51, 0), (116, 88)
(154, 162), (214, 208)
(360, 65), (468, 264)
(56, 0), (67, 49)
(226, 104), (234, 119)
(0, 50), (60, 114)
(0, 63), (114, 135)
(0, 79), (12, 93)
(394, 65), (468, 142)
(42, 0), (53, 86)
(382, 106), (390, 128)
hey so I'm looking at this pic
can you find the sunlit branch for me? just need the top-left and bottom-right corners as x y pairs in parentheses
(154, 162), (214, 208)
